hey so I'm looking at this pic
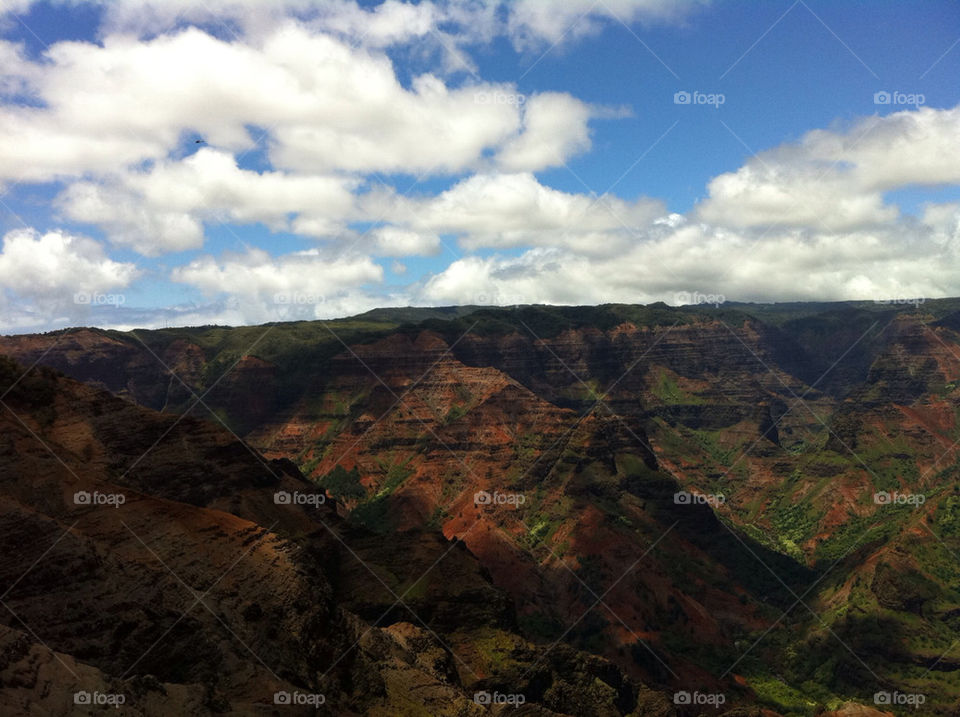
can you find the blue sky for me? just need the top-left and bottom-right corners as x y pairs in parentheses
(1, 0), (959, 333)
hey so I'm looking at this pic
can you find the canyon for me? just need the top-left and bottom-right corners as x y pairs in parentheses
(2, 299), (960, 715)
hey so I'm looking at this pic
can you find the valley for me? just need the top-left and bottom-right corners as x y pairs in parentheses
(2, 300), (960, 714)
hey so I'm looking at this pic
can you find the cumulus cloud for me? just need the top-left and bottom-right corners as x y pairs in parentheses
(506, 0), (708, 51)
(0, 21), (603, 185)
(58, 149), (635, 258)
(808, 107), (960, 191)
(698, 166), (898, 231)
(163, 246), (396, 325)
(382, 172), (666, 253)
(2, 1), (703, 51)
(58, 183), (204, 255)
(267, 67), (520, 175)
(416, 220), (958, 308)
(0, 229), (141, 331)
(0, 228), (139, 300)
(697, 107), (960, 231)
(496, 92), (594, 172)
(312, 0), (441, 47)
(0, 40), (35, 98)
(922, 201), (960, 250)
(171, 248), (383, 305)
(58, 149), (359, 253)
(366, 226), (442, 257)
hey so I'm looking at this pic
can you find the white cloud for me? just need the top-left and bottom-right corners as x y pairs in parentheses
(59, 148), (359, 253)
(267, 67), (521, 174)
(168, 246), (389, 324)
(698, 106), (960, 231)
(384, 172), (665, 253)
(0, 0), (32, 13)
(58, 147), (618, 258)
(496, 92), (593, 172)
(313, 0), (439, 47)
(41, 0), (442, 45)
(698, 165), (898, 231)
(416, 220), (958, 309)
(171, 246), (382, 305)
(0, 2), (33, 33)
(367, 226), (441, 256)
(0, 40), (35, 97)
(3, 1), (702, 51)
(922, 201), (960, 250)
(0, 228), (139, 299)
(0, 228), (141, 331)
(805, 107), (960, 191)
(58, 182), (204, 255)
(0, 22), (602, 185)
(506, 0), (707, 50)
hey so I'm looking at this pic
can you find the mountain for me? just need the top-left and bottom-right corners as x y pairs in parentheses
(0, 356), (685, 716)
(3, 299), (960, 715)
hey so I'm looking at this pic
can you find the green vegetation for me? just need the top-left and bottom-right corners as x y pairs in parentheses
(334, 456), (416, 533)
(374, 456), (414, 497)
(745, 674), (827, 715)
(425, 505), (449, 530)
(687, 427), (737, 466)
(771, 502), (819, 560)
(936, 491), (960, 537)
(471, 629), (528, 673)
(651, 369), (704, 405)
(350, 494), (393, 533)
(442, 403), (468, 424)
(320, 464), (366, 500)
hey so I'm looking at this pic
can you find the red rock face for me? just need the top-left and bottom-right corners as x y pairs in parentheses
(235, 324), (822, 678)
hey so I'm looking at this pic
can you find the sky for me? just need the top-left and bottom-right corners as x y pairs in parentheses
(0, 0), (959, 333)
